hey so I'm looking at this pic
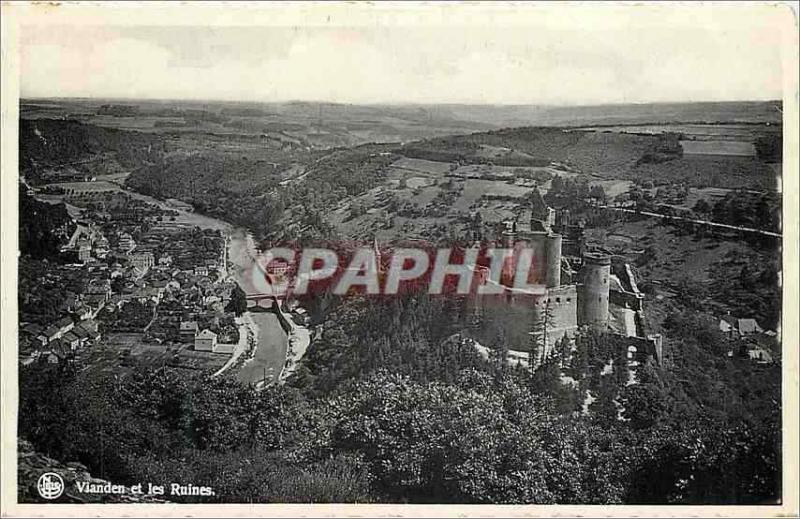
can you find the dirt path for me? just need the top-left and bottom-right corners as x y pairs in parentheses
(601, 206), (781, 238)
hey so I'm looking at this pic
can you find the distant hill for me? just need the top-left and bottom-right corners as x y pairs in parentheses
(404, 100), (783, 128)
(21, 98), (781, 136)
(397, 125), (777, 190)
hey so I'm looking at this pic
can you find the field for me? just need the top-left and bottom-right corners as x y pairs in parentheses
(389, 157), (455, 175)
(43, 180), (119, 192)
(680, 140), (756, 157)
(585, 216), (781, 331)
(575, 123), (780, 139)
(78, 332), (228, 379)
(633, 155), (777, 191)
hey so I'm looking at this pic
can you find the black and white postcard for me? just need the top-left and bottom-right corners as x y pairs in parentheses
(1, 2), (797, 517)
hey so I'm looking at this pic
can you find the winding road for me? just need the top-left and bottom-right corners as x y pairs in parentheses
(601, 205), (782, 238)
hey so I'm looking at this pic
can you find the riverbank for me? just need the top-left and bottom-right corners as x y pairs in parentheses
(211, 313), (256, 378)
(273, 305), (311, 383)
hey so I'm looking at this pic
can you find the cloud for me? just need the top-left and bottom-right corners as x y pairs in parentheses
(19, 8), (787, 104)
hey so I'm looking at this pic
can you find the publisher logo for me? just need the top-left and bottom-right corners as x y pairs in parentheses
(37, 472), (64, 500)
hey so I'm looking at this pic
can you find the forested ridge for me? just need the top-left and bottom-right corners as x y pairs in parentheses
(19, 294), (780, 504)
(19, 119), (167, 182)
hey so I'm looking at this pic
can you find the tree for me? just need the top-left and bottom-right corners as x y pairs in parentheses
(618, 383), (667, 430)
(529, 297), (554, 369)
(589, 185), (607, 204)
(328, 371), (628, 503)
(693, 198), (711, 214)
(488, 325), (509, 376)
(226, 285), (247, 316)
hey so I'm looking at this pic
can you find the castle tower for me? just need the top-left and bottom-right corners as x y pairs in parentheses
(579, 252), (610, 330)
(545, 233), (562, 288)
(528, 187), (550, 230)
(501, 220), (517, 248)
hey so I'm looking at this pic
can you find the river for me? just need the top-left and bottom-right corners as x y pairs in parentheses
(226, 228), (289, 386)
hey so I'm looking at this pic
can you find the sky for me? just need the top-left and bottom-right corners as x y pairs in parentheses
(16, 3), (792, 105)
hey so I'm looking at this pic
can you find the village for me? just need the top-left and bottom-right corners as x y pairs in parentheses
(17, 190), (264, 375)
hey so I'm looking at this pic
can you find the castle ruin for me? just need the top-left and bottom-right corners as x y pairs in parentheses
(474, 188), (661, 366)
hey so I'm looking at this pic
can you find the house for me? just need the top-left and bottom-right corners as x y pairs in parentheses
(737, 318), (763, 336)
(719, 315), (764, 338)
(179, 321), (199, 342)
(77, 241), (92, 263)
(55, 316), (75, 335)
(130, 252), (155, 272)
(72, 302), (94, 321)
(38, 317), (75, 345)
(75, 320), (101, 342)
(21, 323), (44, 343)
(62, 331), (81, 351)
(719, 318), (734, 336)
(93, 235), (110, 259)
(742, 342), (774, 364)
(44, 341), (70, 364)
(38, 327), (60, 346)
(267, 258), (291, 277)
(70, 325), (90, 347)
(133, 287), (162, 303)
(194, 329), (218, 352)
(83, 293), (107, 312)
(18, 336), (39, 365)
(118, 233), (136, 252)
(85, 279), (112, 301)
(19, 354), (37, 367)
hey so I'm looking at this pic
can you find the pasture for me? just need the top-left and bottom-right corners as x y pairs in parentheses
(680, 140), (757, 157)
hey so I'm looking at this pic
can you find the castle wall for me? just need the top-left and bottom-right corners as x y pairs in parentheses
(545, 234), (562, 288)
(544, 284), (578, 346)
(512, 230), (548, 286)
(609, 290), (644, 312)
(610, 305), (638, 337)
(474, 283), (578, 357)
(622, 333), (663, 365)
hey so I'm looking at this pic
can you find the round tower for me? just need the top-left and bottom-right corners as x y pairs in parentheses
(579, 252), (610, 330)
(501, 220), (517, 248)
(545, 233), (562, 288)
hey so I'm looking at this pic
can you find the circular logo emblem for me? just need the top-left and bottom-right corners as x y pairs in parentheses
(37, 472), (64, 500)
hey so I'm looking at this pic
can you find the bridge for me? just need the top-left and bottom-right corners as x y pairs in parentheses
(246, 292), (282, 311)
(243, 270), (292, 311)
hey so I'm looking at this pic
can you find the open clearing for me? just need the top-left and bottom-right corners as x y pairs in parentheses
(680, 140), (756, 157)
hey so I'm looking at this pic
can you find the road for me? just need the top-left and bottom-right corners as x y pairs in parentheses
(601, 205), (782, 238)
